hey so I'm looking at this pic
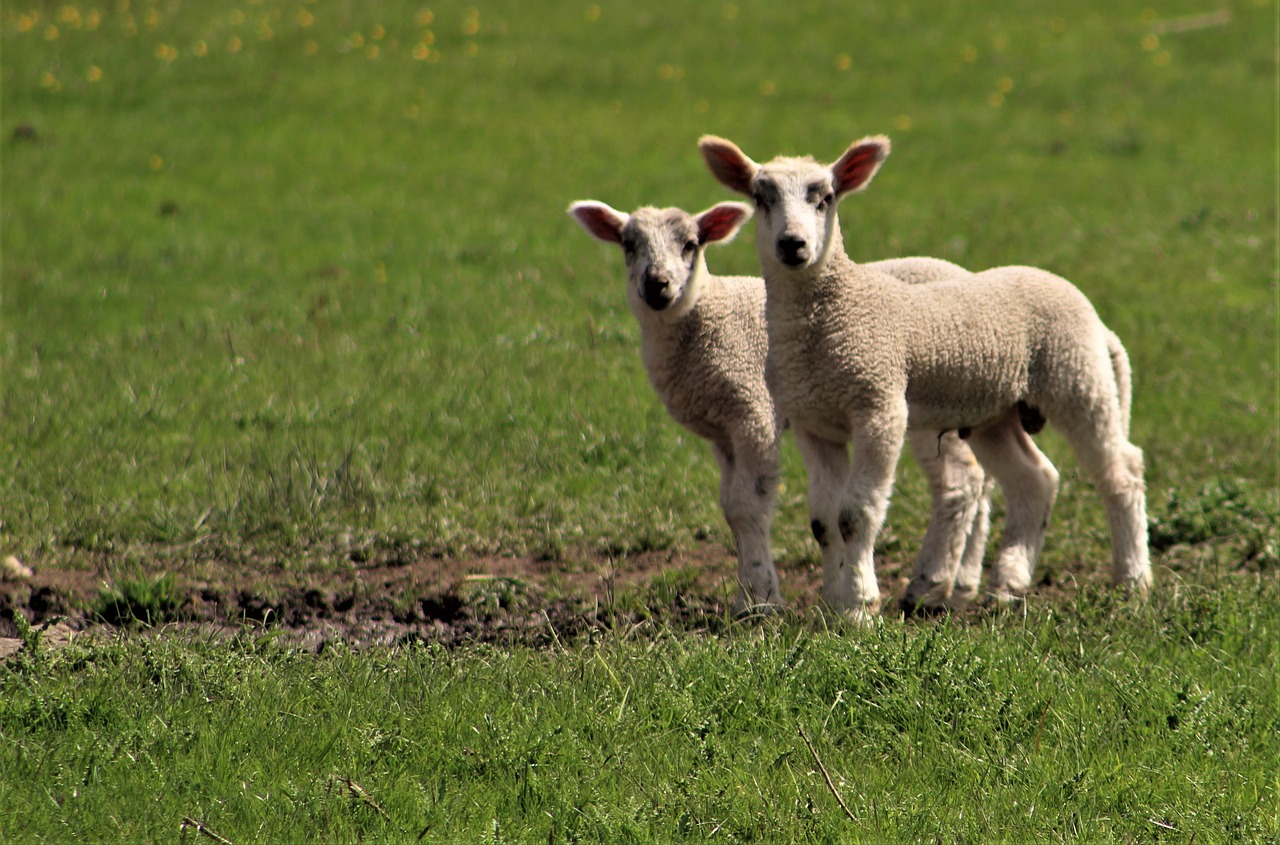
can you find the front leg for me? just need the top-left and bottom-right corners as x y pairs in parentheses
(792, 429), (856, 617)
(712, 434), (783, 615)
(837, 409), (908, 620)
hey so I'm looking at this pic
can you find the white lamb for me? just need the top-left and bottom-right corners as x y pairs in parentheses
(568, 200), (994, 614)
(699, 134), (1151, 619)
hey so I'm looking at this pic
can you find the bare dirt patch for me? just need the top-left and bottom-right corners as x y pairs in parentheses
(0, 544), (841, 653)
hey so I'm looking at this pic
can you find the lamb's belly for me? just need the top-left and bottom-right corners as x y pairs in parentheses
(906, 399), (1007, 433)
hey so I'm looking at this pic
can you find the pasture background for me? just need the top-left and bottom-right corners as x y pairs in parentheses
(1, 0), (1277, 841)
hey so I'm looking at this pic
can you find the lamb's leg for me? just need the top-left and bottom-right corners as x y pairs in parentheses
(1056, 413), (1152, 596)
(713, 437), (783, 615)
(953, 474), (994, 606)
(901, 430), (989, 613)
(797, 413), (904, 622)
(792, 429), (858, 618)
(966, 410), (1059, 603)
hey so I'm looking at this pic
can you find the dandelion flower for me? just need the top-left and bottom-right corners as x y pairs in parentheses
(894, 114), (913, 131)
(835, 54), (852, 71)
(40, 71), (60, 91)
(304, 39), (318, 55)
(760, 80), (776, 96)
(227, 35), (242, 53)
(87, 65), (103, 82)
(371, 24), (385, 40)
(193, 39), (208, 56)
(1049, 17), (1066, 33)
(961, 45), (978, 62)
(44, 24), (60, 40)
(1141, 33), (1159, 51)
(17, 14), (38, 33)
(988, 91), (1004, 107)
(297, 8), (314, 27)
(997, 77), (1014, 93)
(585, 5), (600, 21)
(462, 9), (479, 35)
(149, 154), (164, 170)
(417, 9), (434, 26)
(723, 3), (738, 20)
(1154, 50), (1171, 66)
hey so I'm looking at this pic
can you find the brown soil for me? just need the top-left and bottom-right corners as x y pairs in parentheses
(0, 543), (850, 653)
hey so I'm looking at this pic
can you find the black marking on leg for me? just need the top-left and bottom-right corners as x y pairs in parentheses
(810, 519), (827, 548)
(838, 508), (856, 543)
(1018, 401), (1046, 435)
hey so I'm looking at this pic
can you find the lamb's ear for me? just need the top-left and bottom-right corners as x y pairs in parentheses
(568, 201), (628, 244)
(831, 135), (891, 197)
(698, 136), (757, 196)
(696, 202), (753, 245)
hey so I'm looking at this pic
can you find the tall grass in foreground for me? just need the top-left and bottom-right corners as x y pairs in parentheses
(2, 579), (1277, 843)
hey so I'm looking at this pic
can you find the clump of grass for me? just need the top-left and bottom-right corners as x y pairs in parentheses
(1150, 477), (1279, 569)
(93, 572), (182, 627)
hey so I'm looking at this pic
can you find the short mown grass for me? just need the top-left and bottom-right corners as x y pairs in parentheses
(2, 580), (1277, 842)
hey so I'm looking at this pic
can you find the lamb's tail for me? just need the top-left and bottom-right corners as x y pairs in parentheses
(1106, 329), (1132, 436)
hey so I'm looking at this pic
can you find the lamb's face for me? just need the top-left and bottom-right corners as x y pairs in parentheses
(620, 208), (703, 314)
(749, 158), (838, 273)
(698, 135), (890, 277)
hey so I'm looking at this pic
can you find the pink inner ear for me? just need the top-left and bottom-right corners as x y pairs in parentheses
(700, 140), (755, 195)
(698, 205), (748, 244)
(572, 205), (624, 244)
(833, 141), (887, 195)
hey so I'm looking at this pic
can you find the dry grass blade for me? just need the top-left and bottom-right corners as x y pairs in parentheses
(797, 724), (858, 824)
(180, 816), (234, 844)
(343, 776), (392, 822)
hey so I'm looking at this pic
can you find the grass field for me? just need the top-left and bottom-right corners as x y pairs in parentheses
(2, 0), (1278, 841)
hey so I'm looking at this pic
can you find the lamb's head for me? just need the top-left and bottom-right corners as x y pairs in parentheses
(699, 135), (890, 275)
(568, 200), (753, 320)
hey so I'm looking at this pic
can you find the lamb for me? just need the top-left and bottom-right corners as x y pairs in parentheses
(699, 134), (1151, 619)
(569, 199), (994, 613)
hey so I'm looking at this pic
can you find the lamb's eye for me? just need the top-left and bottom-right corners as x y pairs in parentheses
(816, 192), (834, 212)
(621, 239), (636, 256)
(682, 240), (697, 261)
(751, 192), (767, 209)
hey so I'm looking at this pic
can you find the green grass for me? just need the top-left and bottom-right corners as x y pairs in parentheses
(2, 0), (1275, 573)
(2, 581), (1277, 842)
(1, 0), (1278, 841)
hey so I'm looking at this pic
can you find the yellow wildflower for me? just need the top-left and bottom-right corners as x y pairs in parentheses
(835, 54), (852, 71)
(417, 9), (434, 26)
(297, 8), (314, 27)
(87, 65), (103, 82)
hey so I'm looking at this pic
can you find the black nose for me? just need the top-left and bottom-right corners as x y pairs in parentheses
(777, 236), (808, 266)
(642, 275), (674, 310)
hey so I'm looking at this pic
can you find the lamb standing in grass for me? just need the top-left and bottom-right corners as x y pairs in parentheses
(569, 200), (994, 613)
(699, 134), (1151, 618)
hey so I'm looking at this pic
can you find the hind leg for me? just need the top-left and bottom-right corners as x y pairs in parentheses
(1055, 411), (1152, 595)
(966, 410), (1060, 602)
(901, 430), (989, 612)
(712, 438), (783, 615)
